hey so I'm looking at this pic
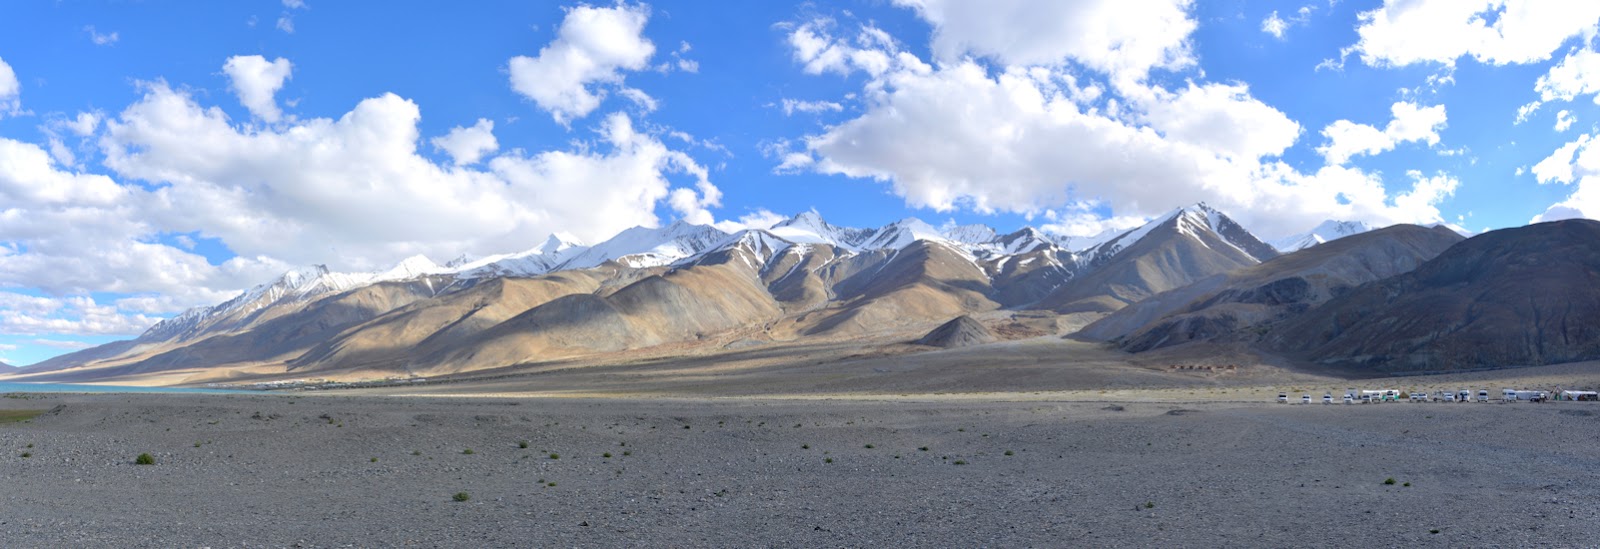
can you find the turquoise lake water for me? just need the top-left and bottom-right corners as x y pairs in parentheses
(0, 381), (253, 394)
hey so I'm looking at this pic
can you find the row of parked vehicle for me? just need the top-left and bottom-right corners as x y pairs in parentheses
(1276, 389), (1531, 404)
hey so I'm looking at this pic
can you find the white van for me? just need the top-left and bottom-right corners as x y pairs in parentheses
(1342, 393), (1355, 404)
(1302, 394), (1312, 404)
(1277, 393), (1288, 403)
(1477, 390), (1490, 402)
(1457, 390), (1472, 402)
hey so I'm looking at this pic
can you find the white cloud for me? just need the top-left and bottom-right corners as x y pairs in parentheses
(222, 55), (293, 122)
(508, 4), (656, 124)
(83, 25), (119, 46)
(780, 17), (1456, 239)
(779, 99), (844, 116)
(712, 209), (789, 234)
(1529, 132), (1600, 222)
(430, 118), (499, 166)
(891, 0), (1196, 86)
(1350, 0), (1600, 67)
(276, 14), (295, 33)
(65, 111), (101, 137)
(1262, 12), (1289, 39)
(1557, 109), (1577, 132)
(1534, 47), (1600, 104)
(1317, 101), (1447, 165)
(96, 83), (717, 267)
(283, 0), (306, 8)
(0, 293), (162, 336)
(1140, 82), (1302, 159)
(0, 56), (19, 117)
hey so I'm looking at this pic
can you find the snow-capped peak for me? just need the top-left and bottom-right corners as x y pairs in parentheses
(539, 233), (583, 255)
(1272, 220), (1373, 252)
(994, 227), (1053, 255)
(769, 211), (873, 250)
(859, 217), (946, 250)
(941, 224), (998, 245)
(373, 254), (446, 281)
(555, 221), (728, 270)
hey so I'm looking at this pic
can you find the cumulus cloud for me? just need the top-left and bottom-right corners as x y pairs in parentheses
(508, 3), (656, 124)
(222, 55), (293, 122)
(0, 56), (19, 117)
(1350, 0), (1600, 67)
(1534, 47), (1600, 104)
(431, 118), (499, 166)
(1317, 101), (1448, 165)
(778, 12), (1458, 239)
(891, 0), (1196, 86)
(96, 83), (716, 269)
(0, 293), (164, 336)
(1140, 82), (1302, 160)
(1530, 132), (1600, 222)
(1557, 110), (1577, 132)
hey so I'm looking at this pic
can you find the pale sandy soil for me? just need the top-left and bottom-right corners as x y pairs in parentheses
(2, 389), (1598, 547)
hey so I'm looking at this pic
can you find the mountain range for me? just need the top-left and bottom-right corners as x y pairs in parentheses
(7, 205), (1597, 386)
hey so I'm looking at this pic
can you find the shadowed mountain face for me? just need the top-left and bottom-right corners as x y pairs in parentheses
(1269, 219), (1600, 372)
(915, 315), (997, 348)
(1081, 224), (1464, 352)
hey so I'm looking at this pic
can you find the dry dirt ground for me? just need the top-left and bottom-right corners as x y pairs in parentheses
(2, 391), (1598, 547)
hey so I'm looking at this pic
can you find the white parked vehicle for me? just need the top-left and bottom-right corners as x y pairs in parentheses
(1458, 390), (1472, 403)
(1342, 393), (1355, 404)
(1441, 392), (1456, 402)
(1478, 390), (1490, 402)
(1410, 392), (1428, 402)
(1277, 393), (1288, 403)
(1323, 393), (1333, 404)
(1302, 394), (1312, 404)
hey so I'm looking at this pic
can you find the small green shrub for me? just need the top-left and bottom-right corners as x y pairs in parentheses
(1144, 501), (1155, 509)
(453, 492), (470, 502)
(864, 444), (874, 449)
(953, 460), (968, 465)
(20, 452), (30, 458)
(518, 441), (529, 449)
(1004, 450), (1014, 456)
(370, 457), (378, 463)
(548, 453), (560, 460)
(918, 446), (929, 452)
(824, 457), (833, 463)
(603, 452), (612, 458)
(1383, 477), (1396, 485)
(462, 448), (475, 455)
(135, 453), (155, 465)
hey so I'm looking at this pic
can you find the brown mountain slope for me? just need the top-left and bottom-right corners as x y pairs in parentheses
(1035, 209), (1276, 314)
(414, 247), (785, 375)
(1268, 219), (1600, 372)
(1081, 224), (1464, 351)
(288, 272), (609, 372)
(13, 279), (446, 382)
(798, 240), (998, 337)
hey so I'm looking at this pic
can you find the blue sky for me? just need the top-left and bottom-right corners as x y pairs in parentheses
(3, 0), (1600, 366)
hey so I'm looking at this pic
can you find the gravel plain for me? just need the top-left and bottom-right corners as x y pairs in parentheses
(2, 392), (1598, 548)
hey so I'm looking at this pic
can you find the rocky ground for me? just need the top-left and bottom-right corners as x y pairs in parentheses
(2, 392), (1598, 547)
